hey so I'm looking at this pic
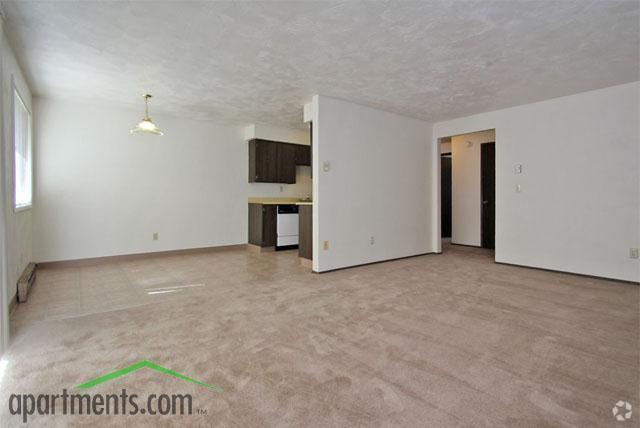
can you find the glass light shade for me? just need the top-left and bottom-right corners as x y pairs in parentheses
(130, 94), (163, 136)
(130, 118), (163, 135)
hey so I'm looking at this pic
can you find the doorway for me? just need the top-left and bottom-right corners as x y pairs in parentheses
(437, 129), (496, 254)
(481, 142), (495, 249)
(441, 153), (452, 239)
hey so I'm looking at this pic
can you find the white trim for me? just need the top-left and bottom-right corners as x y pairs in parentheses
(14, 204), (31, 213)
(13, 84), (31, 115)
(0, 36), (8, 355)
(12, 84), (33, 211)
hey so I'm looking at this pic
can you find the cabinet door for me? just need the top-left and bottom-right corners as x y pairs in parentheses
(249, 140), (270, 182)
(248, 204), (263, 245)
(295, 145), (311, 166)
(248, 140), (257, 182)
(249, 139), (297, 184)
(248, 140), (277, 182)
(262, 141), (279, 182)
(262, 205), (277, 247)
(298, 205), (312, 259)
(278, 143), (297, 184)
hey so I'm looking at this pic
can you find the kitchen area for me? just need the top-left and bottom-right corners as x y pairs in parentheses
(246, 128), (313, 268)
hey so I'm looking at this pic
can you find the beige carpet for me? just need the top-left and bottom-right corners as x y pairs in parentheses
(1, 244), (638, 426)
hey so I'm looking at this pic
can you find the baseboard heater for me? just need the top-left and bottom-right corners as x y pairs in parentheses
(17, 262), (36, 303)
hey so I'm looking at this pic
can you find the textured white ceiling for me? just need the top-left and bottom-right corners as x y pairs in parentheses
(3, 1), (639, 128)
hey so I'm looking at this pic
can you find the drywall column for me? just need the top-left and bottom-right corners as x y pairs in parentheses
(313, 95), (435, 272)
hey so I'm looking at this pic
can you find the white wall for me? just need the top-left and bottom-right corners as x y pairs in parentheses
(1, 24), (33, 308)
(33, 98), (310, 262)
(434, 82), (639, 282)
(244, 124), (310, 145)
(312, 95), (434, 272)
(450, 130), (495, 246)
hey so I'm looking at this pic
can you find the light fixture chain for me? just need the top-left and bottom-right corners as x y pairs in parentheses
(144, 94), (150, 119)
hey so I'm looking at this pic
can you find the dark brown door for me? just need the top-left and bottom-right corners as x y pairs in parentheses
(481, 142), (495, 249)
(309, 122), (313, 178)
(441, 155), (452, 238)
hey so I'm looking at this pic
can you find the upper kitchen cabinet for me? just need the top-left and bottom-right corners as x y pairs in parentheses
(248, 139), (310, 183)
(294, 144), (311, 166)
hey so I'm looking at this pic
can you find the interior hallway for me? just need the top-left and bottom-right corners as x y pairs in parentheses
(3, 244), (638, 426)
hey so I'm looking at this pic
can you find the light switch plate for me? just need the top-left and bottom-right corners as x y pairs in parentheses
(322, 161), (331, 172)
(630, 248), (639, 259)
(514, 164), (523, 174)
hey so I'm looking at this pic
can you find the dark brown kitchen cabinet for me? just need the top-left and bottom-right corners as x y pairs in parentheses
(248, 203), (277, 247)
(295, 144), (311, 166)
(248, 139), (310, 183)
(278, 143), (297, 183)
(298, 205), (312, 259)
(249, 139), (289, 183)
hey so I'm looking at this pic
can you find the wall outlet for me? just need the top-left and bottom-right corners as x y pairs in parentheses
(370, 236), (375, 245)
(153, 232), (159, 241)
(279, 185), (284, 192)
(322, 161), (331, 172)
(630, 248), (639, 259)
(323, 240), (329, 251)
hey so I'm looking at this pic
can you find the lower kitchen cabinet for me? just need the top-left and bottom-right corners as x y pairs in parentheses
(298, 205), (312, 259)
(248, 203), (277, 247)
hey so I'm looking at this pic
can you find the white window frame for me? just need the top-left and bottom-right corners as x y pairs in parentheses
(13, 86), (32, 212)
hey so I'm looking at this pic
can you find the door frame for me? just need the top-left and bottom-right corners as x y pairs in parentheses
(432, 128), (498, 258)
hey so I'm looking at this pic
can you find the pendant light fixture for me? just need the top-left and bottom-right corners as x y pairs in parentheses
(130, 94), (163, 136)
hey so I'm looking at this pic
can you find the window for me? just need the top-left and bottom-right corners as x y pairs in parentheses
(14, 88), (32, 210)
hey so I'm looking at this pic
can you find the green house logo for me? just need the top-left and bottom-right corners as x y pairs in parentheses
(75, 360), (222, 392)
